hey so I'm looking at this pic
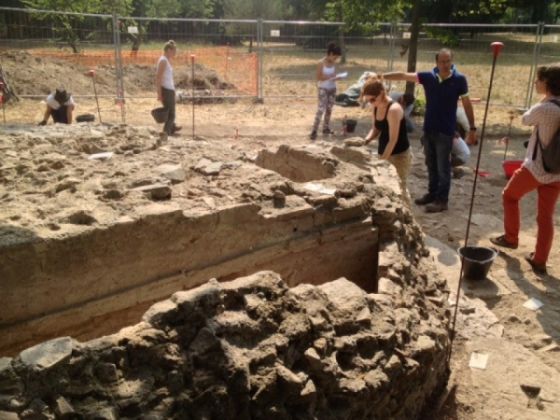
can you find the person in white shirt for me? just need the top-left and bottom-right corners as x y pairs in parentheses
(38, 88), (75, 125)
(310, 42), (342, 140)
(491, 64), (560, 274)
(156, 40), (180, 136)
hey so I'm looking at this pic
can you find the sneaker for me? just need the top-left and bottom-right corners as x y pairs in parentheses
(425, 200), (448, 213)
(489, 234), (518, 250)
(414, 194), (435, 206)
(38, 120), (47, 126)
(525, 253), (547, 275)
(172, 125), (182, 134)
(322, 128), (335, 135)
(309, 130), (317, 140)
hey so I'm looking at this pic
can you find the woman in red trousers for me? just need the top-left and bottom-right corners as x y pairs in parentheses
(491, 65), (560, 275)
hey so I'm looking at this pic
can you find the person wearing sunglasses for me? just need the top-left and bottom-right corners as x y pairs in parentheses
(362, 78), (411, 201)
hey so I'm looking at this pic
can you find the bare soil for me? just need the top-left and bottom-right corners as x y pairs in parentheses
(0, 50), (232, 98)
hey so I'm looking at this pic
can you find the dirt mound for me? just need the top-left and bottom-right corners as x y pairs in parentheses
(0, 50), (234, 98)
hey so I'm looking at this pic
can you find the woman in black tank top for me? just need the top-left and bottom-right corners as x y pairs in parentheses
(361, 78), (412, 195)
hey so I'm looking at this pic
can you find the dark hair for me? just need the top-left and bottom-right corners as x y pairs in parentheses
(435, 48), (453, 62)
(54, 88), (70, 104)
(326, 42), (342, 56)
(361, 79), (385, 97)
(537, 65), (560, 96)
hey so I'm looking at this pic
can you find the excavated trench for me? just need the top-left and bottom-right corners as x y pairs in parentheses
(0, 126), (451, 419)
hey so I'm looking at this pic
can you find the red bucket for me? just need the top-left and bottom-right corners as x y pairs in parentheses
(502, 160), (523, 179)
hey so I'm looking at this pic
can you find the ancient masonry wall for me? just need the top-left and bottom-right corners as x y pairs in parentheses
(0, 133), (451, 419)
(1, 142), (380, 355)
(0, 268), (449, 419)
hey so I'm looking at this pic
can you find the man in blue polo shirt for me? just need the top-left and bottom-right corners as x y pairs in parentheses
(382, 49), (477, 212)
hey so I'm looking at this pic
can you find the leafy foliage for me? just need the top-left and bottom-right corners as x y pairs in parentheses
(22, 0), (135, 51)
(324, 0), (406, 32)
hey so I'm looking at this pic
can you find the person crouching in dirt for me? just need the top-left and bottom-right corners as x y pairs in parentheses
(38, 88), (75, 125)
(490, 65), (560, 275)
(156, 40), (181, 137)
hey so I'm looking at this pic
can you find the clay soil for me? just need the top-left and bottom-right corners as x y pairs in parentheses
(1, 50), (560, 419)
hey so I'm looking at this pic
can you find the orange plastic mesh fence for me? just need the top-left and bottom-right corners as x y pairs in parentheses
(32, 47), (258, 96)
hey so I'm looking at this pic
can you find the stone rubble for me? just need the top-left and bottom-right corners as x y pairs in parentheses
(0, 127), (452, 419)
(0, 269), (449, 419)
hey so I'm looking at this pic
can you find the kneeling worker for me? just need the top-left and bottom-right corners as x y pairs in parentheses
(39, 88), (75, 125)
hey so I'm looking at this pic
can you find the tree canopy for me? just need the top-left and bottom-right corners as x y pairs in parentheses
(11, 0), (559, 23)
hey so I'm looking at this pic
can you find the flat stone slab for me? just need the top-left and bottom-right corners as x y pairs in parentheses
(156, 163), (186, 183)
(19, 337), (73, 371)
(194, 158), (223, 175)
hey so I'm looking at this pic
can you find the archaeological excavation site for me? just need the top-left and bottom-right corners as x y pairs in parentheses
(0, 124), (451, 419)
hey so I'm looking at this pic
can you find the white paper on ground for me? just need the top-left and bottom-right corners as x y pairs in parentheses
(469, 352), (489, 370)
(523, 297), (544, 311)
(336, 72), (348, 79)
(88, 152), (113, 160)
(303, 182), (336, 196)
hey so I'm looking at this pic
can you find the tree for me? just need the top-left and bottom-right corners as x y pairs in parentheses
(325, 0), (406, 33)
(322, 0), (407, 64)
(405, 0), (421, 96)
(220, 0), (288, 19)
(23, 0), (133, 52)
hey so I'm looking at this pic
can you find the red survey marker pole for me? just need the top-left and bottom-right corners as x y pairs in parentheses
(448, 42), (504, 362)
(86, 69), (102, 124)
(191, 54), (196, 140)
(0, 81), (5, 124)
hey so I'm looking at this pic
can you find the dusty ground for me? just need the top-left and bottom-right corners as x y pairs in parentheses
(1, 49), (559, 419)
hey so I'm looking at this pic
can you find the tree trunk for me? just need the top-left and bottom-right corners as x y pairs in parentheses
(338, 1), (346, 64)
(405, 0), (421, 96)
(338, 28), (347, 65)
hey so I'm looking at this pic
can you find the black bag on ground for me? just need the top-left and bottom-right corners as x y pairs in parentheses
(151, 107), (168, 123)
(76, 113), (95, 122)
(533, 100), (560, 174)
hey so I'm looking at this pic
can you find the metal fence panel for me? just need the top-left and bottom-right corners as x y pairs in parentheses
(343, 23), (542, 109)
(0, 7), (115, 96)
(260, 20), (343, 98)
(114, 17), (260, 99)
(2, 6), (560, 112)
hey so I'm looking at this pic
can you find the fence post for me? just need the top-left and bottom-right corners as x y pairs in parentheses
(224, 43), (230, 82)
(257, 19), (264, 102)
(526, 22), (544, 109)
(112, 12), (126, 123)
(338, 23), (346, 65)
(387, 21), (397, 73)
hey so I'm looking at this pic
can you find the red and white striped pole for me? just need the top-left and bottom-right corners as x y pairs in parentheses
(191, 54), (196, 140)
(0, 81), (5, 124)
(86, 69), (102, 124)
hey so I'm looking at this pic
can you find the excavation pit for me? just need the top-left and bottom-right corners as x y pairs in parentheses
(0, 126), (451, 419)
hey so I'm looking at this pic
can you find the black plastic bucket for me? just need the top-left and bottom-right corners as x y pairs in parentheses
(345, 119), (357, 133)
(458, 246), (498, 281)
(76, 113), (95, 123)
(151, 107), (169, 123)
